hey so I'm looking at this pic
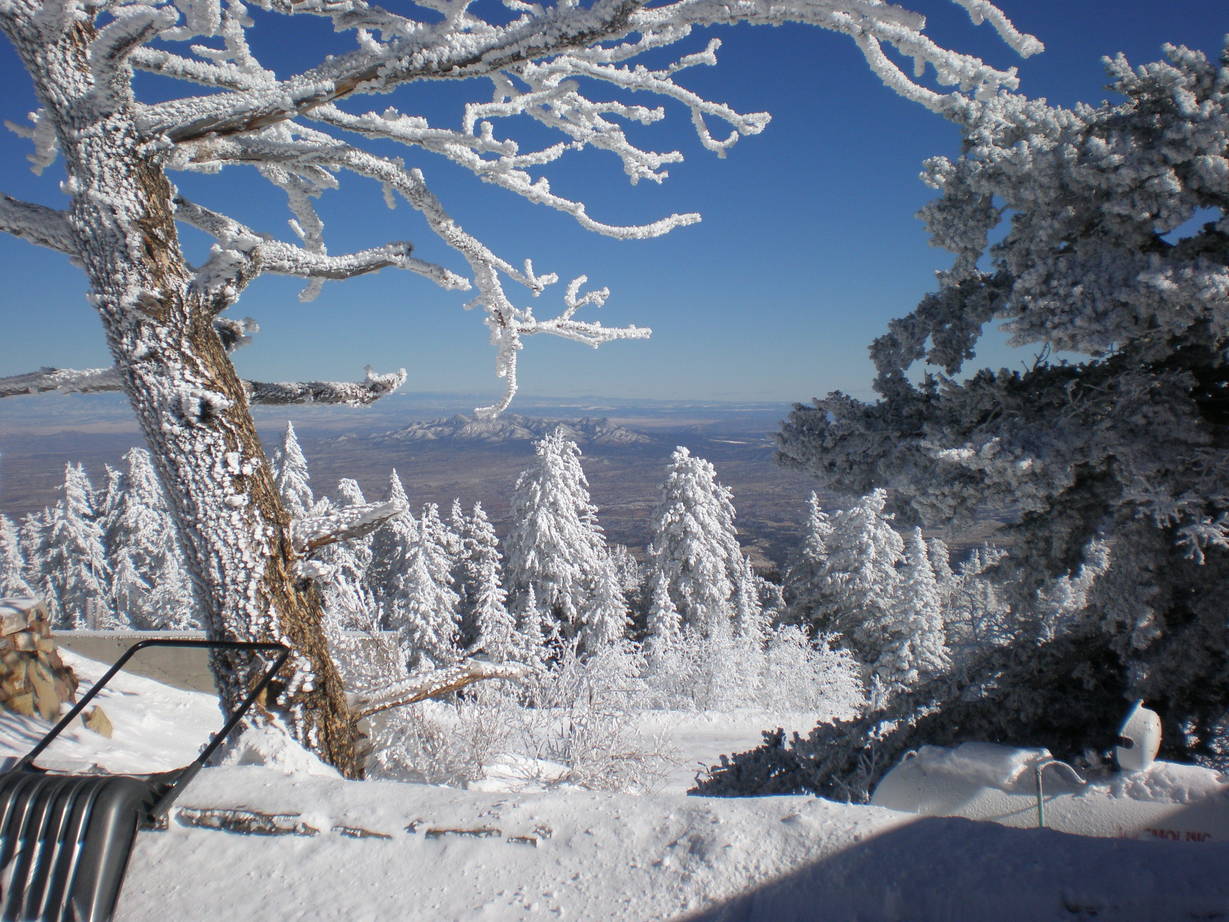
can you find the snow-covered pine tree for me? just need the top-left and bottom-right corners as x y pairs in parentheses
(643, 571), (682, 664)
(782, 491), (834, 629)
(0, 0), (1039, 773)
(369, 470), (416, 630)
(770, 41), (1229, 784)
(106, 446), (195, 628)
(17, 511), (55, 621)
(453, 502), (516, 661)
(733, 555), (768, 647)
(505, 431), (610, 641)
(317, 478), (377, 633)
(646, 447), (743, 639)
(812, 488), (903, 664)
(43, 464), (110, 629)
(396, 503), (461, 668)
(874, 527), (948, 693)
(0, 513), (35, 598)
(578, 555), (629, 653)
(272, 422), (314, 521)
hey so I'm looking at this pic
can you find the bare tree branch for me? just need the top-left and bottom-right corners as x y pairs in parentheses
(350, 660), (534, 721)
(0, 366), (119, 397)
(0, 193), (76, 257)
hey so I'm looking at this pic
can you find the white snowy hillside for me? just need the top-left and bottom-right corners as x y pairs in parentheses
(2, 652), (1227, 921)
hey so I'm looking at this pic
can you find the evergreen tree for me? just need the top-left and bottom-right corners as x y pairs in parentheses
(18, 511), (55, 621)
(505, 431), (610, 639)
(646, 447), (743, 638)
(782, 492), (834, 629)
(369, 470), (416, 630)
(454, 502), (516, 660)
(107, 447), (195, 629)
(578, 556), (628, 653)
(396, 503), (461, 668)
(0, 513), (34, 598)
(815, 488), (903, 663)
(643, 571), (682, 662)
(317, 478), (378, 632)
(733, 555), (768, 646)
(774, 43), (1229, 775)
(44, 464), (110, 629)
(272, 421), (314, 520)
(874, 528), (948, 692)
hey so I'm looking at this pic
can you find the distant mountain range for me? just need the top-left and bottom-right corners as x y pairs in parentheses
(360, 413), (652, 446)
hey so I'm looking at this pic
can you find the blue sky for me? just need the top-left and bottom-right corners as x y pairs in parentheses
(0, 1), (1225, 406)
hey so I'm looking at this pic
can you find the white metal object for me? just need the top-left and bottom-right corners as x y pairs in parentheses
(1116, 700), (1162, 772)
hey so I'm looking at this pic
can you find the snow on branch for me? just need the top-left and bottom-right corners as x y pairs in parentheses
(349, 659), (534, 720)
(0, 366), (121, 398)
(292, 499), (405, 555)
(0, 364), (405, 407)
(0, 194), (76, 257)
(143, 0), (646, 144)
(245, 368), (407, 407)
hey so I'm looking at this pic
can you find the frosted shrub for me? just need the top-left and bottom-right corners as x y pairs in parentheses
(757, 627), (864, 719)
(513, 642), (672, 793)
(366, 688), (517, 786)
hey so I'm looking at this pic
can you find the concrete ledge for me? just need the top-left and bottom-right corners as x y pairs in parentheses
(54, 631), (216, 694)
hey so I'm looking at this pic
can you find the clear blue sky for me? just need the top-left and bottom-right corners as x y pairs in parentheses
(0, 1), (1225, 405)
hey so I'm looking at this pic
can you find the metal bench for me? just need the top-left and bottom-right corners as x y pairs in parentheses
(0, 639), (288, 922)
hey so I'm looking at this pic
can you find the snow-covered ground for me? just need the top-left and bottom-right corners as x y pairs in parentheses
(3, 653), (1228, 921)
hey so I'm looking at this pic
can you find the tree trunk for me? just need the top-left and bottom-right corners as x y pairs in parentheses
(1, 9), (363, 777)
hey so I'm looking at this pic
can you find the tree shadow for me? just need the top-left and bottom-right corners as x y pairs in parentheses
(681, 813), (1229, 922)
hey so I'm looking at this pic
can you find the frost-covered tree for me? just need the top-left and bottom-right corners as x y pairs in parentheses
(777, 42), (1229, 772)
(43, 464), (110, 629)
(369, 470), (416, 626)
(317, 478), (378, 632)
(578, 556), (629, 653)
(0, 0), (1038, 773)
(17, 511), (55, 621)
(646, 447), (743, 638)
(454, 502), (516, 661)
(506, 431), (610, 639)
(944, 543), (1011, 663)
(782, 491), (834, 629)
(643, 571), (681, 663)
(396, 503), (461, 668)
(106, 446), (197, 628)
(815, 488), (903, 662)
(0, 513), (34, 598)
(272, 422), (314, 521)
(874, 527), (948, 692)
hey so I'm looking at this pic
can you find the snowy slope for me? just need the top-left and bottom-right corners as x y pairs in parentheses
(2, 653), (1227, 921)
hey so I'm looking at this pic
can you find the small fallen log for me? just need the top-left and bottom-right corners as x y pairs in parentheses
(175, 806), (390, 840)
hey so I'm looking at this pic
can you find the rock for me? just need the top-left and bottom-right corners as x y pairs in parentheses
(83, 706), (113, 738)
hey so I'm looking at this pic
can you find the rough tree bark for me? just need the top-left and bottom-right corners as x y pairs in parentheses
(1, 9), (362, 776)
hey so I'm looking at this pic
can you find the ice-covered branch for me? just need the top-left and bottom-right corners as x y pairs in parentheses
(142, 0), (645, 143)
(175, 195), (465, 309)
(0, 363), (405, 407)
(292, 500), (406, 555)
(0, 366), (120, 398)
(245, 368), (407, 407)
(89, 5), (179, 94)
(350, 659), (533, 720)
(0, 194), (76, 256)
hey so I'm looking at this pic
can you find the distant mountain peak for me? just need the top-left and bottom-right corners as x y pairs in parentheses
(371, 413), (651, 446)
